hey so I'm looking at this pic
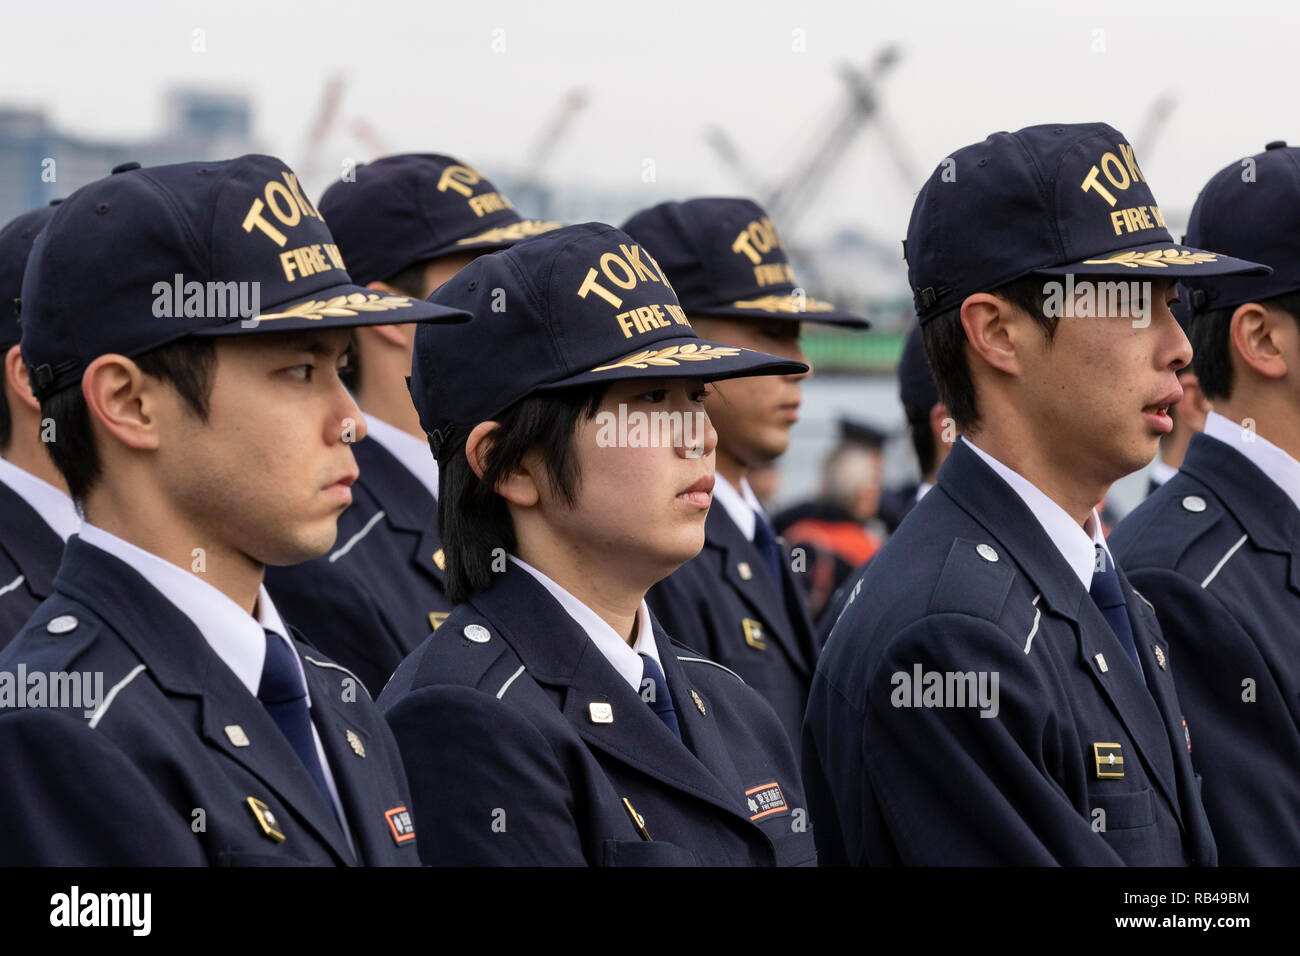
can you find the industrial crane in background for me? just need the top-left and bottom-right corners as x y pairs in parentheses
(704, 45), (922, 288)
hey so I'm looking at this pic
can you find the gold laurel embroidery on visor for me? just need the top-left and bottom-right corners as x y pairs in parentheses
(731, 294), (836, 313)
(455, 221), (565, 246)
(1080, 249), (1220, 269)
(589, 343), (742, 372)
(257, 293), (416, 322)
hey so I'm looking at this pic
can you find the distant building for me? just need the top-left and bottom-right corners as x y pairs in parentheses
(0, 89), (258, 223)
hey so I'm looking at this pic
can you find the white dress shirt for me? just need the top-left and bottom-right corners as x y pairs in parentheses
(1203, 410), (1300, 513)
(1149, 459), (1179, 487)
(363, 414), (440, 500)
(916, 480), (934, 503)
(511, 555), (661, 694)
(77, 522), (354, 849)
(0, 456), (80, 541)
(712, 473), (765, 543)
(962, 437), (1111, 591)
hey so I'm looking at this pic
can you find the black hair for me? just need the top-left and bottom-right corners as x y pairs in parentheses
(904, 404), (937, 477)
(438, 384), (609, 604)
(921, 275), (1061, 432)
(40, 338), (216, 505)
(1192, 290), (1300, 402)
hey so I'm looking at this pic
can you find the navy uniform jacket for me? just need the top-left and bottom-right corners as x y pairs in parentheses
(378, 563), (817, 866)
(0, 480), (64, 648)
(878, 483), (919, 535)
(803, 440), (1216, 866)
(0, 537), (419, 865)
(266, 436), (452, 696)
(647, 505), (819, 756)
(1111, 432), (1300, 865)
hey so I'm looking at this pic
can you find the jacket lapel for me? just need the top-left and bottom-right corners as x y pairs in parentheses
(302, 666), (388, 863)
(472, 565), (753, 824)
(708, 507), (812, 676)
(53, 537), (357, 864)
(1074, 579), (1182, 826)
(655, 631), (748, 803)
(937, 442), (1183, 824)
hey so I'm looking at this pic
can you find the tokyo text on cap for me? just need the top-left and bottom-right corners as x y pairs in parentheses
(622, 198), (869, 327)
(904, 122), (1269, 324)
(409, 222), (809, 456)
(318, 153), (563, 286)
(20, 154), (469, 399)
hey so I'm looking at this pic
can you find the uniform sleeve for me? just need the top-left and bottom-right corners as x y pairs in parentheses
(1128, 566), (1300, 864)
(382, 685), (588, 866)
(0, 710), (207, 865)
(852, 614), (1126, 865)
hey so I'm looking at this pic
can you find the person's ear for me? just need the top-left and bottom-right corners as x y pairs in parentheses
(464, 420), (540, 507)
(4, 344), (41, 413)
(1229, 302), (1288, 381)
(960, 292), (1023, 377)
(928, 401), (953, 445)
(80, 354), (162, 451)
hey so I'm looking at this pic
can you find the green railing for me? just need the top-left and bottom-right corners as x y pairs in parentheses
(801, 328), (906, 374)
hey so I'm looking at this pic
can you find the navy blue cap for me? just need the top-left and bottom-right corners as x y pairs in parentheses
(20, 154), (469, 400)
(318, 154), (563, 286)
(897, 323), (939, 412)
(621, 198), (870, 328)
(1183, 141), (1300, 316)
(410, 222), (809, 453)
(0, 200), (61, 350)
(837, 416), (889, 448)
(905, 123), (1269, 323)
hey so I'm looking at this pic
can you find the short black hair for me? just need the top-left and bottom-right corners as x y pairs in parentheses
(904, 404), (937, 477)
(438, 384), (609, 604)
(341, 259), (432, 393)
(921, 275), (1060, 432)
(40, 338), (217, 504)
(1192, 290), (1300, 402)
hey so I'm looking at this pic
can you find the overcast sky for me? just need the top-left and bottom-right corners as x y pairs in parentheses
(4, 0), (1296, 252)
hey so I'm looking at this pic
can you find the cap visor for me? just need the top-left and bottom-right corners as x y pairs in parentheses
(534, 335), (807, 391)
(192, 281), (469, 336)
(1035, 241), (1271, 278)
(427, 220), (567, 260)
(689, 298), (870, 328)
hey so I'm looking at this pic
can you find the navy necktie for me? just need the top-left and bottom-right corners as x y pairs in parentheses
(258, 631), (334, 807)
(751, 508), (786, 588)
(638, 652), (681, 740)
(1089, 546), (1144, 676)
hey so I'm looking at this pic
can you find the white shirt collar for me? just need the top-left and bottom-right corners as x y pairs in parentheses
(76, 523), (304, 702)
(363, 415), (439, 500)
(1203, 410), (1300, 513)
(0, 456), (80, 541)
(510, 555), (660, 694)
(713, 473), (764, 542)
(1149, 459), (1179, 487)
(961, 437), (1110, 590)
(915, 480), (934, 503)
